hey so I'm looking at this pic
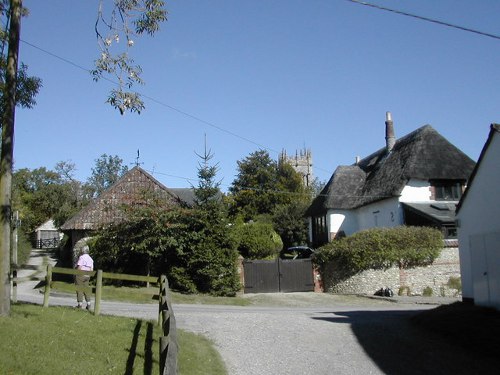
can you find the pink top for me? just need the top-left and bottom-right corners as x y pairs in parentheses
(77, 254), (94, 271)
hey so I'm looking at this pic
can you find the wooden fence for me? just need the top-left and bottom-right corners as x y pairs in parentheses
(12, 265), (177, 375)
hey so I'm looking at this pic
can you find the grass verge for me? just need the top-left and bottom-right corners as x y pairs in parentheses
(0, 303), (227, 375)
(48, 280), (251, 306)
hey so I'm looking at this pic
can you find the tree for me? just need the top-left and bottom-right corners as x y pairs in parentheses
(229, 149), (306, 221)
(188, 145), (239, 295)
(86, 154), (128, 198)
(12, 164), (84, 232)
(1, 0), (23, 316)
(272, 200), (309, 250)
(91, 191), (186, 280)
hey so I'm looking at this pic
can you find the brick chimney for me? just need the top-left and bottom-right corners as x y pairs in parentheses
(385, 111), (395, 153)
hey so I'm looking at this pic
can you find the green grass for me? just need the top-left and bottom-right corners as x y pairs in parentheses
(0, 303), (227, 375)
(48, 280), (252, 306)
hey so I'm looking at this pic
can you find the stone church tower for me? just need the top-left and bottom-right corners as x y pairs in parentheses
(279, 148), (313, 187)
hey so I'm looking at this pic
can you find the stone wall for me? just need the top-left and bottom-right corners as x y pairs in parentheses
(321, 247), (461, 297)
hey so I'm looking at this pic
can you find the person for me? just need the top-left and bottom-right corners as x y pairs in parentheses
(75, 245), (94, 310)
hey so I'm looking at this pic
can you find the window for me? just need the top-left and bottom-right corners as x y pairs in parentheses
(431, 180), (463, 201)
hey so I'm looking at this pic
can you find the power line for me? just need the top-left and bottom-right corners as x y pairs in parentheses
(20, 39), (281, 151)
(344, 0), (500, 41)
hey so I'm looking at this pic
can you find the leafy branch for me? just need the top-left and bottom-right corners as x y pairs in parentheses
(92, 0), (167, 115)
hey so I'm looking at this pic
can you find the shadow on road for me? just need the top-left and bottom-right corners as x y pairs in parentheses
(314, 309), (500, 375)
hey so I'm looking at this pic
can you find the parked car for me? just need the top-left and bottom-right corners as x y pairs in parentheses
(279, 246), (315, 260)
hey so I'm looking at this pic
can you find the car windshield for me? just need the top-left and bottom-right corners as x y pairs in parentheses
(280, 246), (314, 259)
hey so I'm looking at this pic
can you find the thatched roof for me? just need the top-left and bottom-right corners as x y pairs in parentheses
(61, 167), (195, 231)
(307, 125), (476, 216)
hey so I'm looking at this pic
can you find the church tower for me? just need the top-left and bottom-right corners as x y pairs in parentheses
(279, 148), (313, 187)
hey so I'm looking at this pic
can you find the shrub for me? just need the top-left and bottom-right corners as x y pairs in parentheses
(313, 226), (443, 273)
(422, 286), (433, 297)
(447, 276), (462, 293)
(235, 221), (283, 259)
(398, 286), (411, 296)
(13, 231), (34, 266)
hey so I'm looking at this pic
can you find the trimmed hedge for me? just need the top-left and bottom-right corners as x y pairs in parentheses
(313, 226), (443, 273)
(235, 221), (283, 259)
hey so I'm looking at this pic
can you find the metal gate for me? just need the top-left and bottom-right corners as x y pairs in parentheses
(243, 258), (314, 293)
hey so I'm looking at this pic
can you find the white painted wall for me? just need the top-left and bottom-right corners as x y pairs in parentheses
(457, 130), (500, 307)
(327, 210), (358, 236)
(399, 179), (431, 202)
(356, 197), (402, 232)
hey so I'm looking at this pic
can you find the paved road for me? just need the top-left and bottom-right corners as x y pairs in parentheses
(14, 250), (498, 375)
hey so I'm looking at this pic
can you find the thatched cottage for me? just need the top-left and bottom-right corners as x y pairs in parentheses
(306, 113), (476, 248)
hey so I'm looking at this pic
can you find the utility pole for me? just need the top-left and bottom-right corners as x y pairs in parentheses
(0, 0), (22, 316)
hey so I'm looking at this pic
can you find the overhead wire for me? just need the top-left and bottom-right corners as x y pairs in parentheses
(344, 0), (500, 41)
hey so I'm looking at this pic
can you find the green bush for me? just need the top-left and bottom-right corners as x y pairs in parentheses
(398, 286), (411, 296)
(235, 221), (283, 259)
(314, 226), (443, 273)
(447, 276), (462, 292)
(423, 286), (433, 297)
(13, 231), (33, 266)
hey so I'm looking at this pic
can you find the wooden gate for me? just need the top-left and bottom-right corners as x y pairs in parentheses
(243, 258), (314, 293)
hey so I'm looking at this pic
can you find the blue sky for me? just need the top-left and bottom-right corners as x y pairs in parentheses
(14, 0), (500, 191)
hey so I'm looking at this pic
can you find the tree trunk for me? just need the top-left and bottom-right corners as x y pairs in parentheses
(0, 0), (22, 316)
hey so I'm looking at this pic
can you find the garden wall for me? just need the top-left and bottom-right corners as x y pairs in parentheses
(321, 247), (461, 297)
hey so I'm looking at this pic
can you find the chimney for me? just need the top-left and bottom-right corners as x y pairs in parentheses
(355, 156), (360, 165)
(385, 111), (395, 153)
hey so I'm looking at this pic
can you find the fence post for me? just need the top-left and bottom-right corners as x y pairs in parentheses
(159, 275), (178, 375)
(94, 269), (103, 316)
(11, 269), (17, 303)
(43, 264), (52, 307)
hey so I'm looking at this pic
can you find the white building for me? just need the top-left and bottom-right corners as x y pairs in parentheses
(456, 124), (500, 308)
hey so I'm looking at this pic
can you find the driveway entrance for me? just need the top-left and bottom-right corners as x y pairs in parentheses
(243, 258), (314, 293)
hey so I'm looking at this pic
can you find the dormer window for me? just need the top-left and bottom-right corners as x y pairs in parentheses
(431, 180), (463, 201)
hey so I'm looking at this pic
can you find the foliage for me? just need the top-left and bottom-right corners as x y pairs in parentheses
(229, 149), (309, 226)
(188, 147), (240, 296)
(92, 0), (168, 114)
(272, 200), (309, 250)
(313, 226), (443, 273)
(11, 229), (31, 266)
(234, 221), (283, 259)
(447, 276), (462, 295)
(0, 62), (41, 125)
(12, 167), (77, 233)
(86, 153), (128, 198)
(422, 286), (433, 297)
(193, 145), (221, 207)
(0, 3), (42, 128)
(91, 191), (185, 278)
(398, 286), (411, 296)
(92, 149), (241, 296)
